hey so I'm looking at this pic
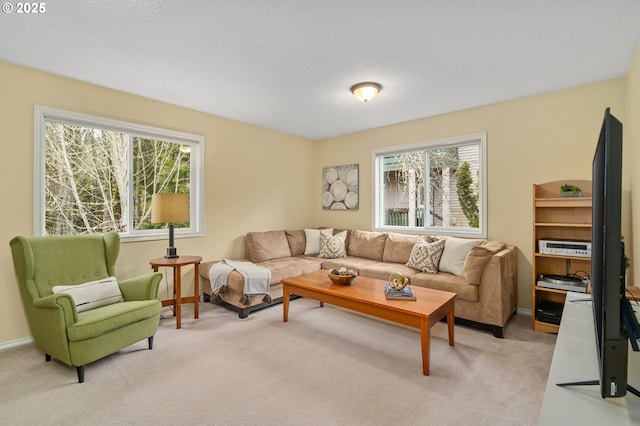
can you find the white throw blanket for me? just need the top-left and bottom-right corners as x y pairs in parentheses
(208, 259), (272, 305)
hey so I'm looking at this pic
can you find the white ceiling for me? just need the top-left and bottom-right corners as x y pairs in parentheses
(1, 1), (640, 140)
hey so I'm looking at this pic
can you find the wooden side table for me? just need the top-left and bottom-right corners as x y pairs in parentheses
(150, 255), (202, 329)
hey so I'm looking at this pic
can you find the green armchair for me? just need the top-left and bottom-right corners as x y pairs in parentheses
(10, 232), (162, 383)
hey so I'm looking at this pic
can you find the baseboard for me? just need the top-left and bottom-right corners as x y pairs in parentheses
(516, 307), (532, 316)
(0, 337), (33, 351)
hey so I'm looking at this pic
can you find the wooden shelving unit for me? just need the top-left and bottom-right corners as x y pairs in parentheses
(532, 180), (592, 333)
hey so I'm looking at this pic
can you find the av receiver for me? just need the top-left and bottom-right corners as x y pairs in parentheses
(539, 239), (591, 257)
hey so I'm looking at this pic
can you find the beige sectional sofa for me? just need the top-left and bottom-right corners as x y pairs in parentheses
(200, 228), (517, 337)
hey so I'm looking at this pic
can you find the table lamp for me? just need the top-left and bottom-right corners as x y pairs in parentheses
(151, 193), (190, 258)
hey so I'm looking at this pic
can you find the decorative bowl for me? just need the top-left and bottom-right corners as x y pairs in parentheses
(328, 273), (356, 285)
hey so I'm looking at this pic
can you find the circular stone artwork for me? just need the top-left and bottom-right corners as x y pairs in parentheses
(322, 164), (358, 210)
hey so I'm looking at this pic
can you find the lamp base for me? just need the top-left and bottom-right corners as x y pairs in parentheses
(165, 247), (179, 258)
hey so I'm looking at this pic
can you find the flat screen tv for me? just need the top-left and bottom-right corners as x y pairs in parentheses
(559, 108), (640, 398)
(591, 107), (631, 398)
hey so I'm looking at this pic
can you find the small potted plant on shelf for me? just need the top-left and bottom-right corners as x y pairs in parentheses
(560, 184), (582, 198)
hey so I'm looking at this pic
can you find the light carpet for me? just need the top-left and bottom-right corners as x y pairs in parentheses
(0, 299), (556, 425)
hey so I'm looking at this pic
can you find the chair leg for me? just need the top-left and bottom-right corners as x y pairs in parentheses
(77, 366), (85, 383)
(45, 354), (51, 362)
(148, 335), (154, 350)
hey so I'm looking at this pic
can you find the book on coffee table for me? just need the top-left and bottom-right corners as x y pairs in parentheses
(384, 283), (416, 300)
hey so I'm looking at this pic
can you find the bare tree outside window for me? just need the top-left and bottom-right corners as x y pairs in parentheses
(132, 137), (190, 230)
(44, 123), (190, 235)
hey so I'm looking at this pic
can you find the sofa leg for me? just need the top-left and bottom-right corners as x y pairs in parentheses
(148, 335), (154, 350)
(45, 354), (51, 362)
(238, 308), (249, 319)
(492, 326), (505, 338)
(77, 366), (85, 383)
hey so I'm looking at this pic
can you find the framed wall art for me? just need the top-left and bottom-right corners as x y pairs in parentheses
(322, 163), (358, 210)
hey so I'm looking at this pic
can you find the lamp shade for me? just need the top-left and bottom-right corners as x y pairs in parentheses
(151, 194), (190, 224)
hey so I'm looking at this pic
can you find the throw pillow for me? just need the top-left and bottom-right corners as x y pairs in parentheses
(52, 277), (123, 312)
(439, 237), (479, 277)
(304, 228), (333, 255)
(318, 230), (347, 258)
(406, 237), (446, 273)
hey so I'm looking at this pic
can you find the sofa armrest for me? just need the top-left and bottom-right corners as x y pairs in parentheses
(477, 245), (518, 325)
(118, 273), (162, 301)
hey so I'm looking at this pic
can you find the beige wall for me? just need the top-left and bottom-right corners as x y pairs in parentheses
(0, 61), (317, 344)
(314, 78), (629, 314)
(2, 51), (638, 345)
(629, 42), (640, 286)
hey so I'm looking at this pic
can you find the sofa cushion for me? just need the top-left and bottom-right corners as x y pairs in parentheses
(479, 240), (507, 253)
(68, 299), (160, 341)
(246, 230), (292, 263)
(463, 240), (507, 285)
(285, 230), (306, 256)
(259, 257), (323, 284)
(320, 257), (380, 274)
(318, 230), (347, 258)
(347, 230), (387, 261)
(406, 237), (445, 273)
(463, 246), (494, 285)
(382, 233), (419, 264)
(439, 237), (479, 277)
(52, 277), (123, 313)
(410, 272), (479, 302)
(359, 262), (421, 281)
(304, 228), (333, 255)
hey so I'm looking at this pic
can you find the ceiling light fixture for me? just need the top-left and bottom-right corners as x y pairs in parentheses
(350, 82), (382, 103)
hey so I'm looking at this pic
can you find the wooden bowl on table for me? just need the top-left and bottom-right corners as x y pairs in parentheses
(328, 273), (356, 285)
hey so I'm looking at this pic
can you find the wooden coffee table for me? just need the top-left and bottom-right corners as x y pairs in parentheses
(282, 270), (456, 376)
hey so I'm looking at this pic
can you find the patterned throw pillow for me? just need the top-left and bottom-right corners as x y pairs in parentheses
(318, 230), (348, 258)
(406, 237), (445, 273)
(304, 228), (334, 255)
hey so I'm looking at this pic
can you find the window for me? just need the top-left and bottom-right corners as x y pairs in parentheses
(34, 106), (204, 241)
(373, 133), (486, 238)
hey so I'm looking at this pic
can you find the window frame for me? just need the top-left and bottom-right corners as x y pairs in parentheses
(34, 105), (205, 242)
(372, 133), (487, 238)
